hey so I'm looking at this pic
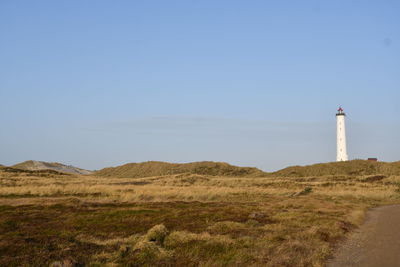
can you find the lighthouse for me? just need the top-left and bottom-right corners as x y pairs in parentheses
(336, 107), (348, 161)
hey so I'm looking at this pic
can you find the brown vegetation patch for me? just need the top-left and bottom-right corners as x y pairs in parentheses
(0, 167), (70, 177)
(360, 175), (387, 183)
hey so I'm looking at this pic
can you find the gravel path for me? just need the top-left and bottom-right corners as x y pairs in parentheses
(328, 205), (400, 267)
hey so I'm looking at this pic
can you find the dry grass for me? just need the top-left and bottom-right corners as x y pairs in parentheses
(1, 172), (398, 202)
(1, 163), (400, 266)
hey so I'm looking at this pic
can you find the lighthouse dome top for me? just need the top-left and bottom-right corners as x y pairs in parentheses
(336, 106), (345, 116)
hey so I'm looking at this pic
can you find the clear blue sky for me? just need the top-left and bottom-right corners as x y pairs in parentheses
(1, 1), (399, 171)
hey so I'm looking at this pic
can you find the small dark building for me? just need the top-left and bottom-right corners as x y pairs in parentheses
(368, 158), (378, 161)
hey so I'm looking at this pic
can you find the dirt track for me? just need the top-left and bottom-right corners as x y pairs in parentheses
(328, 205), (400, 267)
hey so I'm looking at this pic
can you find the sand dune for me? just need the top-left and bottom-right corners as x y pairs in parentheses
(12, 160), (92, 175)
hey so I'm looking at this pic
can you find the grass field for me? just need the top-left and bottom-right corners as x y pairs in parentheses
(1, 161), (400, 266)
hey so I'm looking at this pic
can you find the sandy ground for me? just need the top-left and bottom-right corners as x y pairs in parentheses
(328, 205), (400, 267)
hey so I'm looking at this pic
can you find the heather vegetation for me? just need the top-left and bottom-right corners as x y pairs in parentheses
(1, 160), (400, 266)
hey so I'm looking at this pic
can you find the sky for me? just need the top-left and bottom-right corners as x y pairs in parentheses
(0, 1), (399, 171)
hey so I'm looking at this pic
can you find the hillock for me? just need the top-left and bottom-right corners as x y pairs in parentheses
(271, 160), (400, 177)
(94, 161), (266, 178)
(12, 160), (92, 175)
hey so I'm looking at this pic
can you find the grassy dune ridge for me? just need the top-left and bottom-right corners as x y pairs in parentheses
(94, 161), (266, 178)
(11, 160), (93, 175)
(1, 160), (400, 266)
(271, 160), (400, 177)
(94, 160), (400, 178)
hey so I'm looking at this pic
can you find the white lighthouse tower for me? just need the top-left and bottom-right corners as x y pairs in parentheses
(336, 107), (348, 161)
